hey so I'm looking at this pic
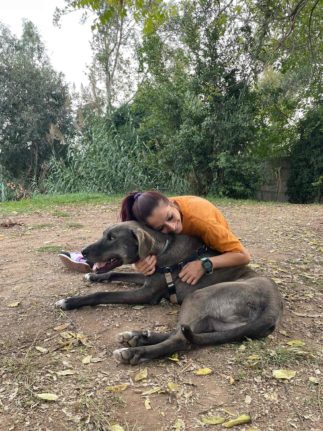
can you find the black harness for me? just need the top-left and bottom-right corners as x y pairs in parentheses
(155, 245), (210, 302)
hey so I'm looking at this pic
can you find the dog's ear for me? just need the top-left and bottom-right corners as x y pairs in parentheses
(130, 226), (156, 259)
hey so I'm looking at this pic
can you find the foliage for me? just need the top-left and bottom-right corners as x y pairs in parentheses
(56, 0), (177, 34)
(46, 109), (189, 194)
(287, 103), (323, 203)
(3, 1), (322, 201)
(0, 21), (73, 189)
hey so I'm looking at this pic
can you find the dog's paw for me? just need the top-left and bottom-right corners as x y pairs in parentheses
(113, 347), (147, 365)
(117, 330), (150, 347)
(83, 273), (92, 282)
(55, 299), (68, 309)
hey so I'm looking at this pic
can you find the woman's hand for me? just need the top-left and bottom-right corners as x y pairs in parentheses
(179, 260), (205, 285)
(133, 254), (157, 276)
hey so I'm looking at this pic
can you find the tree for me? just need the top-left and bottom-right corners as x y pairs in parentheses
(0, 21), (73, 187)
(287, 102), (323, 203)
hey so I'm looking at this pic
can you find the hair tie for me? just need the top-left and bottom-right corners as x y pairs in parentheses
(133, 192), (142, 200)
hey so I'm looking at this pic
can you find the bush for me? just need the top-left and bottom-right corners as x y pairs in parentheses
(45, 112), (189, 194)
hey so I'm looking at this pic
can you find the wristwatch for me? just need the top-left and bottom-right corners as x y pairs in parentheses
(200, 257), (213, 274)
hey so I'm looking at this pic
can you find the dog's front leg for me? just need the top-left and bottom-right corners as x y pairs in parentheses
(55, 283), (163, 310)
(85, 272), (145, 285)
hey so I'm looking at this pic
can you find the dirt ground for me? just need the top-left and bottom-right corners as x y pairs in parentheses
(0, 200), (322, 431)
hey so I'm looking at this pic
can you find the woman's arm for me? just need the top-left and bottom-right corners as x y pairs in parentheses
(210, 248), (251, 268)
(179, 248), (251, 285)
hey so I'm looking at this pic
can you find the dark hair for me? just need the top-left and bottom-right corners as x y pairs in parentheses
(120, 191), (169, 222)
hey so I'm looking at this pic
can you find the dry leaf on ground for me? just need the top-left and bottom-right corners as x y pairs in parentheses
(200, 415), (226, 425)
(222, 414), (251, 428)
(7, 301), (20, 308)
(134, 368), (148, 382)
(193, 367), (213, 375)
(36, 393), (58, 402)
(272, 369), (296, 380)
(106, 384), (129, 392)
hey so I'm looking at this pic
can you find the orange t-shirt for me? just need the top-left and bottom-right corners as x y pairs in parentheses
(170, 196), (244, 253)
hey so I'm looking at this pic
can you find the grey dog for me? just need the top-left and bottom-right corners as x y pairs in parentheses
(56, 221), (283, 364)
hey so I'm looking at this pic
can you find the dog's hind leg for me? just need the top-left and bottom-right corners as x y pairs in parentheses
(113, 330), (190, 364)
(85, 272), (145, 284)
(181, 313), (278, 346)
(117, 330), (173, 347)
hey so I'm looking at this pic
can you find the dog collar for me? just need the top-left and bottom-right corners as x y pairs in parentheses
(155, 244), (210, 274)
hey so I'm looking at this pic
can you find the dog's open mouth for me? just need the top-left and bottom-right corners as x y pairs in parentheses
(93, 257), (122, 273)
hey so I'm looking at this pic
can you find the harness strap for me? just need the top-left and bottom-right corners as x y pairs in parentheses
(164, 272), (178, 304)
(158, 244), (211, 304)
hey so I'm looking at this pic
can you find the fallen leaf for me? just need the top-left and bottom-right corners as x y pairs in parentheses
(54, 323), (70, 331)
(7, 301), (20, 308)
(249, 263), (260, 269)
(142, 386), (163, 396)
(228, 376), (235, 385)
(134, 368), (148, 382)
(238, 344), (246, 351)
(36, 393), (58, 402)
(108, 425), (124, 431)
(173, 418), (185, 430)
(167, 382), (180, 392)
(168, 353), (180, 362)
(57, 370), (75, 376)
(133, 305), (145, 310)
(144, 398), (152, 410)
(90, 357), (103, 363)
(279, 330), (288, 336)
(106, 384), (129, 392)
(272, 369), (296, 380)
(193, 367), (213, 375)
(200, 415), (226, 425)
(59, 331), (74, 340)
(308, 376), (319, 384)
(264, 392), (278, 402)
(75, 332), (91, 347)
(246, 354), (261, 361)
(222, 414), (251, 428)
(82, 355), (92, 364)
(245, 395), (252, 404)
(287, 339), (305, 347)
(35, 346), (48, 354)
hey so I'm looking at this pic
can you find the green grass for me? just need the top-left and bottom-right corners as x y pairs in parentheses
(29, 223), (54, 230)
(51, 209), (70, 218)
(65, 222), (84, 229)
(36, 245), (63, 253)
(236, 339), (316, 369)
(0, 192), (301, 216)
(0, 193), (122, 215)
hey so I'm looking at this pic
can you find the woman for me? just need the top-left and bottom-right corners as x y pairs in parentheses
(59, 191), (250, 284)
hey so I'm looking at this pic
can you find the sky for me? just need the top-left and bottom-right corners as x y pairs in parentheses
(0, 0), (93, 88)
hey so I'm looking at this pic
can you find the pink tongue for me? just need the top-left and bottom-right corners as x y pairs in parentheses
(93, 262), (107, 271)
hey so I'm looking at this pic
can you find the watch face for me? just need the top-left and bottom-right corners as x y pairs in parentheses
(202, 258), (213, 273)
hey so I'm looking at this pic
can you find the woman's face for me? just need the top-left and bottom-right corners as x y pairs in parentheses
(146, 201), (183, 234)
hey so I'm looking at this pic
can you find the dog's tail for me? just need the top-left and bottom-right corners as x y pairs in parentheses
(180, 314), (279, 346)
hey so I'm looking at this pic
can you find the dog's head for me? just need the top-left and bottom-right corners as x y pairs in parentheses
(81, 221), (156, 272)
